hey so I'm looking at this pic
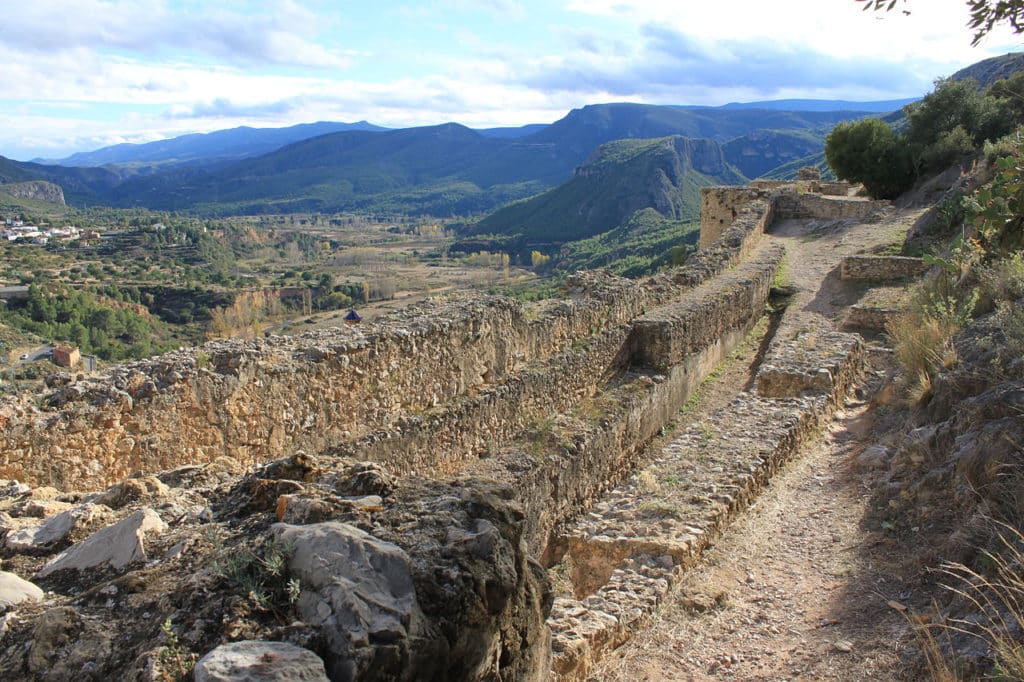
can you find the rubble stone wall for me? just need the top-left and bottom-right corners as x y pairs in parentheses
(698, 186), (765, 249)
(840, 255), (929, 281)
(466, 243), (784, 559)
(773, 192), (889, 221)
(0, 272), (677, 490)
(747, 180), (851, 196)
(699, 185), (883, 251)
(0, 282), (669, 489)
(326, 326), (631, 477)
(1, 183), (828, 492)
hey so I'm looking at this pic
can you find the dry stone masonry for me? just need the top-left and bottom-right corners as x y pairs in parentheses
(840, 255), (929, 281)
(0, 181), (921, 681)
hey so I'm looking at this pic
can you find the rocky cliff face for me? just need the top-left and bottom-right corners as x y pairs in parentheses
(0, 181), (65, 205)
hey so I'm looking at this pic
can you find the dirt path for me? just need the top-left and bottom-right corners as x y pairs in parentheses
(594, 398), (914, 680)
(590, 210), (927, 681)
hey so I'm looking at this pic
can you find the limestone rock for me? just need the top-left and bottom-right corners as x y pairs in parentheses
(22, 497), (73, 518)
(332, 462), (395, 498)
(0, 480), (30, 499)
(37, 508), (167, 578)
(273, 521), (427, 681)
(94, 476), (169, 509)
(274, 495), (334, 524)
(0, 571), (44, 610)
(27, 606), (80, 673)
(194, 641), (329, 682)
(0, 180), (65, 205)
(6, 503), (101, 552)
(856, 445), (891, 470)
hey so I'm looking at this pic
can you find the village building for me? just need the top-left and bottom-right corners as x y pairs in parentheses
(52, 345), (81, 368)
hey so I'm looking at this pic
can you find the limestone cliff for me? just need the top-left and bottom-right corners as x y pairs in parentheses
(0, 181), (66, 205)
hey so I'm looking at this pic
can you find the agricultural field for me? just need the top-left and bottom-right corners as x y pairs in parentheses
(0, 204), (540, 391)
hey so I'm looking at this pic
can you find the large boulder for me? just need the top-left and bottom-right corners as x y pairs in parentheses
(373, 480), (553, 682)
(274, 522), (435, 682)
(6, 503), (102, 552)
(274, 480), (552, 681)
(37, 508), (167, 578)
(194, 640), (329, 682)
(0, 571), (44, 611)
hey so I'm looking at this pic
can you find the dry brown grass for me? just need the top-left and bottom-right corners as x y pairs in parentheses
(887, 313), (959, 403)
(909, 522), (1024, 680)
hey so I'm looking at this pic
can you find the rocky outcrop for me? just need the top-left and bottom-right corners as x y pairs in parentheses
(0, 181), (65, 205)
(194, 641), (329, 681)
(474, 135), (746, 242)
(0, 458), (551, 681)
(273, 522), (428, 681)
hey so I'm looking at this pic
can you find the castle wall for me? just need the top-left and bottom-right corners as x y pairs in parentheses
(0, 290), (657, 489)
(700, 185), (887, 251)
(2, 183), (843, 492)
(698, 186), (765, 250)
(773, 192), (888, 221)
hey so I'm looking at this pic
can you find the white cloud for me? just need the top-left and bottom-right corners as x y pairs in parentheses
(565, 0), (1016, 65)
(3, 0), (352, 69)
(1, 0), (1021, 160)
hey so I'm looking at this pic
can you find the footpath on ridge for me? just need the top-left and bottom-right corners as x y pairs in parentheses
(572, 208), (929, 681)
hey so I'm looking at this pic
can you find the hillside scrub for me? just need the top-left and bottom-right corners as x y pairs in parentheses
(879, 134), (1024, 675)
(826, 75), (1024, 198)
(0, 284), (167, 360)
(825, 118), (914, 198)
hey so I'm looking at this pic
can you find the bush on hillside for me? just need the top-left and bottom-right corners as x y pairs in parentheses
(826, 76), (1024, 199)
(824, 119), (915, 198)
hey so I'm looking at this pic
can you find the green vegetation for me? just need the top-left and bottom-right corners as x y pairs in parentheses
(156, 617), (196, 682)
(472, 136), (744, 243)
(1, 285), (165, 360)
(555, 209), (700, 277)
(826, 74), (1024, 198)
(0, 201), (489, 364)
(825, 118), (914, 198)
(887, 134), (1024, 399)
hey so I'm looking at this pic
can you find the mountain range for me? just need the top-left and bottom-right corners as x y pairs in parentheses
(33, 121), (387, 168)
(0, 101), (889, 216)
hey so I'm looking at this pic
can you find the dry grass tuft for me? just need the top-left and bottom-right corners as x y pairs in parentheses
(887, 314), (958, 404)
(911, 522), (1024, 679)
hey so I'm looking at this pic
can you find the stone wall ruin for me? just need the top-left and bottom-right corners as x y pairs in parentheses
(0, 183), (884, 681)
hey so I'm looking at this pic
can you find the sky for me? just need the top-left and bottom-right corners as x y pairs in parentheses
(1, 0), (1021, 161)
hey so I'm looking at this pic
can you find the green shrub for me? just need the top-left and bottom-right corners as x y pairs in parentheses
(919, 125), (976, 172)
(825, 118), (915, 199)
